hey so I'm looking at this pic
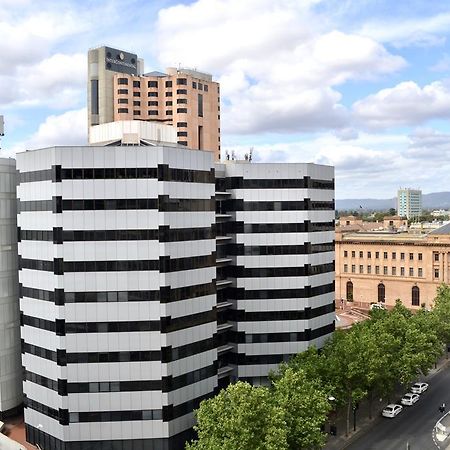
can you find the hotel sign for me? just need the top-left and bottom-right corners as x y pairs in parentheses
(104, 46), (138, 75)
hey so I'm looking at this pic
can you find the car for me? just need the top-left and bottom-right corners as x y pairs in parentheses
(370, 303), (386, 310)
(411, 382), (429, 394)
(382, 404), (403, 418)
(401, 393), (420, 406)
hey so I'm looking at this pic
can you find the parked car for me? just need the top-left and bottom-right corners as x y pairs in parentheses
(370, 303), (386, 310)
(401, 393), (420, 406)
(382, 404), (403, 418)
(411, 382), (429, 394)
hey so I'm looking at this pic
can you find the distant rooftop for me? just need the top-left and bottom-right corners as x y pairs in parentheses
(430, 223), (450, 235)
(143, 71), (167, 77)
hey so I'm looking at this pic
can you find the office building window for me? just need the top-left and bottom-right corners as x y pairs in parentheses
(392, 252), (396, 260)
(367, 265), (371, 274)
(352, 251), (356, 258)
(148, 80), (158, 88)
(133, 80), (140, 88)
(434, 253), (439, 262)
(401, 252), (405, 260)
(148, 101), (158, 106)
(177, 108), (188, 113)
(117, 89), (128, 95)
(133, 101), (140, 106)
(418, 268), (423, 277)
(378, 283), (385, 303)
(118, 99), (128, 104)
(401, 267), (405, 276)
(344, 264), (348, 273)
(344, 251), (348, 257)
(359, 265), (363, 273)
(375, 266), (380, 275)
(375, 252), (379, 259)
(359, 251), (363, 258)
(409, 253), (414, 260)
(165, 81), (172, 87)
(192, 81), (197, 89)
(383, 266), (388, 275)
(435, 268), (440, 278)
(412, 286), (420, 306)
(177, 131), (188, 137)
(148, 111), (158, 115)
(351, 265), (356, 273)
(165, 101), (173, 106)
(166, 110), (173, 115)
(392, 267), (396, 276)
(117, 108), (128, 113)
(367, 251), (371, 259)
(133, 110), (141, 115)
(204, 84), (208, 92)
(118, 78), (128, 85)
(177, 98), (188, 104)
(177, 78), (187, 85)
(148, 92), (158, 97)
(383, 252), (388, 259)
(198, 82), (203, 90)
(133, 92), (140, 97)
(409, 268), (414, 276)
(165, 92), (173, 97)
(418, 253), (423, 261)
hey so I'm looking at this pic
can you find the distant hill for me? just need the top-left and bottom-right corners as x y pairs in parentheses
(336, 192), (450, 211)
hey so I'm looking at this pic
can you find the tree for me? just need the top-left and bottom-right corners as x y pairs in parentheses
(186, 382), (285, 450)
(272, 368), (330, 449)
(431, 284), (450, 345)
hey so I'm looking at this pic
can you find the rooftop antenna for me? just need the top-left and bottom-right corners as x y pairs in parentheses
(231, 150), (236, 161)
(249, 147), (253, 162)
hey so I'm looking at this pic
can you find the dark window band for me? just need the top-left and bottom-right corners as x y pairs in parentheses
(24, 370), (59, 392)
(218, 199), (334, 212)
(24, 397), (61, 422)
(158, 195), (214, 212)
(229, 302), (334, 322)
(161, 309), (216, 334)
(164, 337), (216, 363)
(67, 379), (162, 394)
(216, 176), (334, 190)
(22, 342), (57, 362)
(229, 282), (335, 300)
(66, 320), (160, 334)
(69, 409), (162, 423)
(22, 314), (56, 333)
(167, 364), (217, 392)
(231, 262), (334, 278)
(160, 281), (216, 303)
(67, 350), (162, 364)
(238, 221), (335, 234)
(19, 164), (214, 184)
(64, 290), (160, 303)
(228, 242), (334, 256)
(19, 226), (215, 243)
(234, 323), (335, 344)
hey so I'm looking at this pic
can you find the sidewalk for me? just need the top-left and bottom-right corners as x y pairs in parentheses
(323, 355), (450, 450)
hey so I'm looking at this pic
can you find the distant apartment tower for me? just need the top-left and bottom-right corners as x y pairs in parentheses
(397, 188), (422, 219)
(88, 46), (220, 160)
(0, 158), (22, 419)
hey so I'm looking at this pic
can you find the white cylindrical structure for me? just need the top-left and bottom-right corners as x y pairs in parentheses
(0, 158), (21, 419)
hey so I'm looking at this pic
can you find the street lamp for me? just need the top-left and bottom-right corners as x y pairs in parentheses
(328, 396), (337, 436)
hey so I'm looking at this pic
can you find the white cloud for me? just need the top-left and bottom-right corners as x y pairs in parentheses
(9, 108), (87, 156)
(357, 12), (450, 48)
(430, 53), (450, 72)
(155, 0), (405, 135)
(353, 80), (450, 129)
(0, 53), (86, 109)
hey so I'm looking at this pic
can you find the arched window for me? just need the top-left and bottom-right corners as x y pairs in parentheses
(346, 281), (353, 301)
(412, 286), (420, 306)
(378, 283), (385, 303)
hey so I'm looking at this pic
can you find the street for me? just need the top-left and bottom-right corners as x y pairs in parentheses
(346, 363), (450, 450)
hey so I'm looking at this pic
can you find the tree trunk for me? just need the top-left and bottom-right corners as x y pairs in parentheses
(346, 397), (352, 436)
(368, 390), (373, 419)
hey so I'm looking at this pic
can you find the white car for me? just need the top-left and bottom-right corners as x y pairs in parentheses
(401, 393), (420, 406)
(382, 404), (403, 418)
(411, 382), (429, 394)
(370, 303), (386, 310)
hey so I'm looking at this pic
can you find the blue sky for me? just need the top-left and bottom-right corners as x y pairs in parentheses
(2, 0), (450, 199)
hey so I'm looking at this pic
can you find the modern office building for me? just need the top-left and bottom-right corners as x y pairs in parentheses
(215, 162), (335, 384)
(88, 46), (220, 159)
(397, 188), (422, 220)
(17, 128), (335, 448)
(336, 224), (450, 310)
(0, 158), (22, 419)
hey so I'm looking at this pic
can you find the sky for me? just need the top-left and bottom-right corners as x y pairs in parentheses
(2, 0), (450, 199)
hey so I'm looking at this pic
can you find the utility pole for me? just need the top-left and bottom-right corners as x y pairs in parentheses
(0, 115), (4, 150)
